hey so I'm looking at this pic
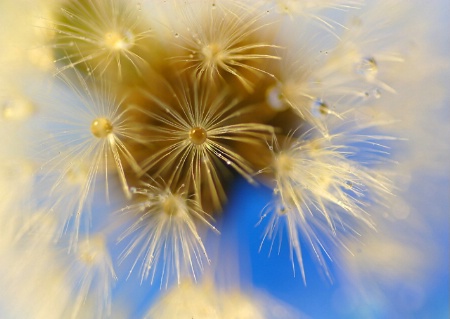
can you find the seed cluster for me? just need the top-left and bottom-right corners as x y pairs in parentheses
(45, 0), (400, 288)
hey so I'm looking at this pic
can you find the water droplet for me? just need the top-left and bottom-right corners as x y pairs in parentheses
(277, 205), (287, 215)
(363, 91), (370, 99)
(266, 84), (289, 111)
(174, 33), (179, 38)
(372, 88), (381, 99)
(311, 98), (329, 118)
(345, 181), (353, 189)
(90, 117), (113, 138)
(355, 56), (378, 79)
(226, 160), (231, 165)
(189, 127), (207, 145)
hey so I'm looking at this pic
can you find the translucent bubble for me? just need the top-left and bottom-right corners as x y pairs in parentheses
(277, 205), (287, 215)
(363, 91), (370, 99)
(266, 85), (289, 111)
(354, 56), (378, 79)
(311, 98), (330, 118)
(372, 88), (381, 99)
(362, 88), (381, 100)
(91, 117), (113, 138)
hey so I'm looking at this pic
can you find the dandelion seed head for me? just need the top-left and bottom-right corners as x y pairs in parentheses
(160, 191), (185, 216)
(274, 152), (295, 178)
(200, 42), (224, 66)
(264, 45), (343, 135)
(145, 277), (300, 319)
(354, 56), (378, 80)
(139, 78), (273, 209)
(34, 70), (142, 244)
(145, 279), (220, 319)
(119, 182), (216, 286)
(170, 2), (280, 90)
(1, 0), (446, 316)
(51, 0), (152, 77)
(259, 127), (395, 279)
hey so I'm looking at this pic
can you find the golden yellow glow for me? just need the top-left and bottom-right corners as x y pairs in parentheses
(90, 117), (113, 138)
(189, 127), (207, 145)
(104, 31), (133, 50)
